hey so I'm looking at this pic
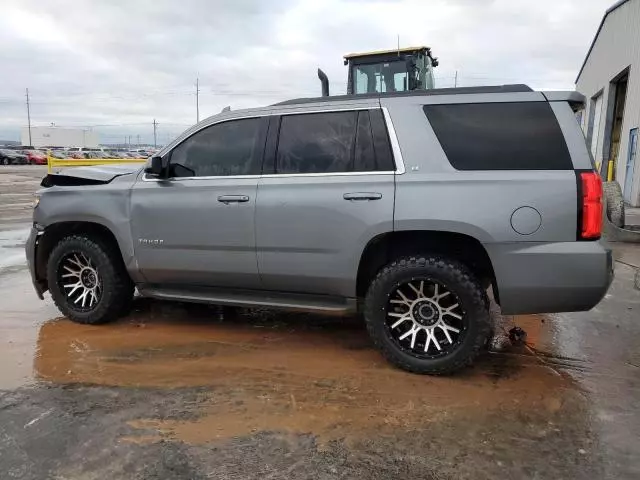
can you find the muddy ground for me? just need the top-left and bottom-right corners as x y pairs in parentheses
(1, 165), (640, 479)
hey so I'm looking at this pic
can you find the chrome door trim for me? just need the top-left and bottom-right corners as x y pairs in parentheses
(381, 106), (406, 175)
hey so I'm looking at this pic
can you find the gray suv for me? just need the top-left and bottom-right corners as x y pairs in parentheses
(26, 85), (613, 374)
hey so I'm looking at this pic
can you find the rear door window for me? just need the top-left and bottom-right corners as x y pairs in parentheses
(423, 102), (572, 170)
(275, 110), (396, 174)
(276, 111), (357, 174)
(354, 110), (396, 171)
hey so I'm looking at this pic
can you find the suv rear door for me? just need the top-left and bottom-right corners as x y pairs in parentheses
(130, 116), (268, 288)
(255, 106), (397, 298)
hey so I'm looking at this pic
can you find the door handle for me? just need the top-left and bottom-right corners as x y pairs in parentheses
(343, 192), (383, 201)
(217, 195), (250, 204)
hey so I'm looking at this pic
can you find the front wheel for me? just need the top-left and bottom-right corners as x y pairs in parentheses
(364, 255), (491, 375)
(47, 234), (134, 324)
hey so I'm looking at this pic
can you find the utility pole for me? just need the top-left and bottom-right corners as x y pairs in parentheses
(137, 134), (140, 147)
(128, 135), (132, 147)
(454, 71), (458, 88)
(153, 119), (158, 148)
(124, 136), (126, 148)
(195, 77), (200, 123)
(25, 88), (32, 146)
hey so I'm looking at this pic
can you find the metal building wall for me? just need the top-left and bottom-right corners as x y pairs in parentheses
(20, 127), (100, 148)
(576, 0), (640, 206)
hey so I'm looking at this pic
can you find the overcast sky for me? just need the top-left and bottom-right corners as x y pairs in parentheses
(0, 0), (612, 145)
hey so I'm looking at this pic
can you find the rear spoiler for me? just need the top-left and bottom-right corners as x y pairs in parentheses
(542, 91), (586, 112)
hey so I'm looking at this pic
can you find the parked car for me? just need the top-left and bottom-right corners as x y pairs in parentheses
(80, 151), (103, 159)
(24, 150), (47, 165)
(67, 147), (103, 153)
(25, 85), (613, 375)
(0, 149), (29, 165)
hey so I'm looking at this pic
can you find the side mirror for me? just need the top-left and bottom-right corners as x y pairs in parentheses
(144, 156), (164, 176)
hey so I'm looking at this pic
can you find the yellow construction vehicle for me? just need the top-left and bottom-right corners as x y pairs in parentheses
(318, 46), (438, 96)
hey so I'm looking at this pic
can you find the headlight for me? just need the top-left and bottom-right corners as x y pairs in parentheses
(33, 194), (40, 208)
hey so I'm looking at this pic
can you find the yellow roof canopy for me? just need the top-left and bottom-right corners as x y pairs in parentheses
(343, 46), (429, 60)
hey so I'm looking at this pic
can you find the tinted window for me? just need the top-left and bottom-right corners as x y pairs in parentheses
(423, 102), (572, 170)
(370, 109), (395, 171)
(276, 111), (357, 174)
(171, 118), (262, 177)
(354, 110), (396, 171)
(354, 111), (376, 171)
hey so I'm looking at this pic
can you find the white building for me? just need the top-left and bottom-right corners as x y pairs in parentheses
(576, 0), (640, 206)
(21, 127), (99, 149)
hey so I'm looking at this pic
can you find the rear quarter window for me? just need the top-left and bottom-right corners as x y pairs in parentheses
(423, 102), (572, 170)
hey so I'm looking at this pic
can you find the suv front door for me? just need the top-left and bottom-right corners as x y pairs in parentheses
(255, 108), (397, 298)
(131, 116), (268, 288)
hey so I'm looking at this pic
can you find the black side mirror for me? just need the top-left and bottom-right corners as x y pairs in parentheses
(145, 156), (164, 176)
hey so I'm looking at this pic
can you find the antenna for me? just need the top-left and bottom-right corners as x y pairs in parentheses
(195, 77), (200, 123)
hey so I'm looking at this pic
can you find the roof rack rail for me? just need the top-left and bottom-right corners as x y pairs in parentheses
(274, 84), (533, 106)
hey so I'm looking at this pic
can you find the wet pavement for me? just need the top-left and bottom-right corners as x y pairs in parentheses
(1, 166), (640, 479)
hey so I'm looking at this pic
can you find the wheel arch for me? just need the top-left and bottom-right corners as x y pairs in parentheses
(35, 221), (130, 292)
(356, 230), (499, 303)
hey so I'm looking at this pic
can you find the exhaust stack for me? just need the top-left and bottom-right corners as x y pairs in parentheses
(317, 68), (330, 97)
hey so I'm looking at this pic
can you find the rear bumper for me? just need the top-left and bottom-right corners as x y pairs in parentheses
(487, 240), (613, 315)
(26, 226), (45, 300)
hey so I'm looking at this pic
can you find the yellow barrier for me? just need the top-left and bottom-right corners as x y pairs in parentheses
(607, 160), (615, 182)
(47, 153), (147, 173)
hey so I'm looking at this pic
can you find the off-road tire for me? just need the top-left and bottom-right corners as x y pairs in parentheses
(364, 255), (491, 375)
(47, 234), (134, 325)
(603, 181), (625, 228)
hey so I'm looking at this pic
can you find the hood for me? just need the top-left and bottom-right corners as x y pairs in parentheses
(41, 164), (143, 187)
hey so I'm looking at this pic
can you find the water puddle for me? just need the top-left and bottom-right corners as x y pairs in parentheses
(0, 228), (29, 272)
(1, 270), (587, 446)
(26, 298), (579, 444)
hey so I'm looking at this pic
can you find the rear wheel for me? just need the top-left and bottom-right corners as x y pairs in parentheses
(1, 158), (9, 165)
(47, 234), (134, 325)
(364, 255), (490, 375)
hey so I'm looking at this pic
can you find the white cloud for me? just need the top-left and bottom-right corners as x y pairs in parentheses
(0, 0), (612, 144)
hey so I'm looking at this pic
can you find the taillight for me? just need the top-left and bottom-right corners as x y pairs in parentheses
(580, 171), (602, 240)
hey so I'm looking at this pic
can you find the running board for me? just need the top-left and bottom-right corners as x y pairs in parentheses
(137, 285), (357, 314)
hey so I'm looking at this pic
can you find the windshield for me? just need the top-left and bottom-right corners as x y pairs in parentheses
(354, 62), (408, 94)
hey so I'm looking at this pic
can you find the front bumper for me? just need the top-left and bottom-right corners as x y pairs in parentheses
(487, 240), (614, 315)
(25, 226), (45, 299)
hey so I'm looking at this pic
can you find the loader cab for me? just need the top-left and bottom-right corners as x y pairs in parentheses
(344, 46), (438, 95)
